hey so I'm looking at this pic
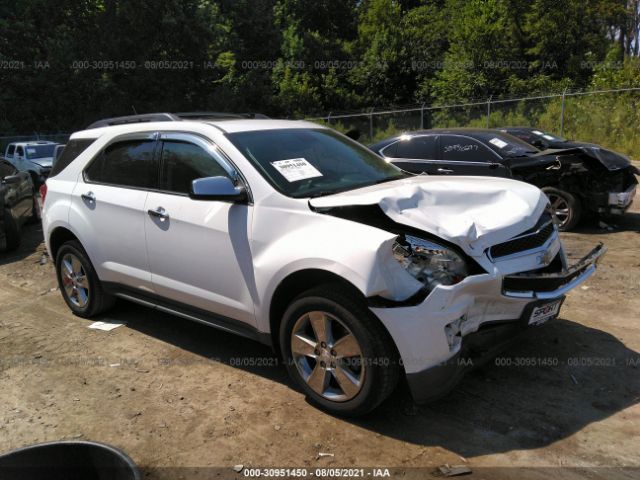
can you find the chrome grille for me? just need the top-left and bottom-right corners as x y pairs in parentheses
(489, 213), (555, 260)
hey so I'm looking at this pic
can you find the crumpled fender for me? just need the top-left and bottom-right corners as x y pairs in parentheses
(251, 204), (424, 330)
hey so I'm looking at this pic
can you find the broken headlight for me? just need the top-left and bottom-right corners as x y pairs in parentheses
(393, 235), (469, 291)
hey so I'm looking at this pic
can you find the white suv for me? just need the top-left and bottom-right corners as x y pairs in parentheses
(41, 113), (604, 416)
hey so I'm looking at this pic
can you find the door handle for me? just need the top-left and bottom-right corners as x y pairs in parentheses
(81, 191), (96, 203)
(147, 206), (168, 221)
(437, 168), (454, 174)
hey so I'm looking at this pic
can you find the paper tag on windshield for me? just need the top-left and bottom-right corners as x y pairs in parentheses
(489, 138), (508, 149)
(271, 158), (322, 182)
(27, 148), (36, 154)
(542, 134), (555, 140)
(532, 130), (544, 136)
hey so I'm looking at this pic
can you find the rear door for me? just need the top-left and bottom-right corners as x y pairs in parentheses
(69, 133), (158, 291)
(437, 134), (511, 177)
(384, 135), (443, 174)
(144, 133), (255, 326)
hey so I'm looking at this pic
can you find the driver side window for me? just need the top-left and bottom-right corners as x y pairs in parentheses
(160, 140), (231, 194)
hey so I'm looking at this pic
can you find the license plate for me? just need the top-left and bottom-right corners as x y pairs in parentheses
(529, 301), (561, 326)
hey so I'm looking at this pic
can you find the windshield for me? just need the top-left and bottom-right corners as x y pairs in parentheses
(227, 128), (407, 198)
(479, 132), (539, 157)
(25, 144), (56, 159)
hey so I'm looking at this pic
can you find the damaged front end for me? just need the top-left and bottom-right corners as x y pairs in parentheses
(510, 146), (638, 216)
(307, 175), (605, 403)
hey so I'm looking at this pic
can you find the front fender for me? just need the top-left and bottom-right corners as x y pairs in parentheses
(251, 210), (423, 332)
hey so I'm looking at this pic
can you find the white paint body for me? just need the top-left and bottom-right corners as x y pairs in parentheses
(42, 119), (597, 377)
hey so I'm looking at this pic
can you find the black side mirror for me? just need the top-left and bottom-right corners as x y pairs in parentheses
(189, 176), (247, 203)
(2, 174), (22, 185)
(345, 129), (361, 141)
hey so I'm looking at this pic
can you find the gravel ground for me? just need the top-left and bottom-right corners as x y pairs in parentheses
(0, 203), (638, 479)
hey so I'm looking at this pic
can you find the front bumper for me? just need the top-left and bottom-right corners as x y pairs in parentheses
(596, 182), (637, 215)
(371, 244), (605, 404)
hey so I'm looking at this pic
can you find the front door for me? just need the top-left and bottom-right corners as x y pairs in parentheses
(144, 133), (256, 326)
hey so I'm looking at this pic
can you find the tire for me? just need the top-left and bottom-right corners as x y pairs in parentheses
(542, 187), (582, 231)
(55, 240), (115, 318)
(28, 190), (40, 223)
(280, 285), (399, 416)
(3, 212), (21, 251)
(28, 171), (40, 188)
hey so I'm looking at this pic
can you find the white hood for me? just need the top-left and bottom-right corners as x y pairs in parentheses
(309, 175), (548, 256)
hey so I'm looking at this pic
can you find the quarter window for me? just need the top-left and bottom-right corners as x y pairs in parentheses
(85, 139), (157, 189)
(440, 136), (494, 162)
(160, 141), (230, 194)
(6, 145), (15, 156)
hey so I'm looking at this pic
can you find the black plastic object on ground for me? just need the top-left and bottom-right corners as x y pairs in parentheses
(0, 440), (140, 480)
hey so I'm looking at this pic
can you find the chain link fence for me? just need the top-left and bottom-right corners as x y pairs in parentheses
(308, 86), (640, 159)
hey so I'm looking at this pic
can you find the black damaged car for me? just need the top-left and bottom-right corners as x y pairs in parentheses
(370, 129), (638, 230)
(0, 158), (37, 251)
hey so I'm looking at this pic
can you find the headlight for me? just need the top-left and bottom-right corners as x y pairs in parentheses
(392, 234), (469, 291)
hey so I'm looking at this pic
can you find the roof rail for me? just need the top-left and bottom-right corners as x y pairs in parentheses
(86, 113), (180, 129)
(86, 111), (269, 130)
(175, 112), (269, 120)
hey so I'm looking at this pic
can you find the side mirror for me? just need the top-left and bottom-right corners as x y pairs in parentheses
(345, 129), (361, 141)
(2, 174), (22, 185)
(488, 162), (502, 169)
(189, 176), (247, 203)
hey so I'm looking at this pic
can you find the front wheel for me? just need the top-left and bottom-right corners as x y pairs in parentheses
(280, 286), (399, 416)
(542, 187), (582, 231)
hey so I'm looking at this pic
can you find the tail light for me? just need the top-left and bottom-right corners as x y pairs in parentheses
(39, 183), (47, 205)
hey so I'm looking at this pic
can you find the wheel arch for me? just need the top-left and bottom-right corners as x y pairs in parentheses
(268, 269), (364, 355)
(49, 226), (80, 260)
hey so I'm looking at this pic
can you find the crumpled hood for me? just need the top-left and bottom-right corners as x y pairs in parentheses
(309, 175), (548, 257)
(30, 157), (53, 168)
(535, 145), (632, 171)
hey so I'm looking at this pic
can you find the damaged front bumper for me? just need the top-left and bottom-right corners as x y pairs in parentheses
(604, 183), (636, 215)
(370, 244), (606, 404)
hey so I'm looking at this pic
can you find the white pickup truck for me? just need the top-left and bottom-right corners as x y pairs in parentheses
(3, 141), (60, 186)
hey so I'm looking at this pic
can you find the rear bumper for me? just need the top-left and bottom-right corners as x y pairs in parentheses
(372, 244), (604, 404)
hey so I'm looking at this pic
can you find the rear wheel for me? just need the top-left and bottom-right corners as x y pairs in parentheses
(280, 285), (399, 416)
(55, 240), (115, 317)
(542, 187), (582, 231)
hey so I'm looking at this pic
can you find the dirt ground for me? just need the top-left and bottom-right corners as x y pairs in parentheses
(0, 202), (638, 479)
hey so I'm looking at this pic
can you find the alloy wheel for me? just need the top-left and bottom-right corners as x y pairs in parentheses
(547, 193), (571, 228)
(61, 253), (90, 308)
(290, 311), (365, 402)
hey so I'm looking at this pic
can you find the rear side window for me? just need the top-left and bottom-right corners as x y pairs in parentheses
(440, 136), (494, 162)
(160, 141), (230, 194)
(85, 140), (157, 189)
(394, 136), (438, 160)
(6, 145), (15, 156)
(16, 146), (24, 157)
(49, 139), (95, 177)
